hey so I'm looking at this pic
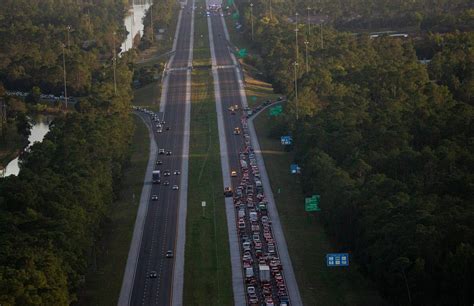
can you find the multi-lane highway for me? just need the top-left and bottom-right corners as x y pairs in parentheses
(121, 1), (194, 305)
(207, 3), (303, 305)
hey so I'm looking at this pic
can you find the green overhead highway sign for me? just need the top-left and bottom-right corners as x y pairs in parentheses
(305, 195), (320, 212)
(227, 0), (234, 5)
(232, 12), (240, 20)
(269, 105), (282, 116)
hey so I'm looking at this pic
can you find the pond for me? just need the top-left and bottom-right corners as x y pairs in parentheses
(121, 0), (153, 54)
(1, 115), (52, 177)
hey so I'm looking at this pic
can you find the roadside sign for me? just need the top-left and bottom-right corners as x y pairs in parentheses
(269, 105), (282, 116)
(236, 48), (248, 58)
(290, 164), (301, 174)
(326, 253), (349, 267)
(305, 195), (320, 211)
(251, 95), (257, 102)
(280, 136), (292, 145)
(201, 201), (206, 207)
(232, 12), (240, 20)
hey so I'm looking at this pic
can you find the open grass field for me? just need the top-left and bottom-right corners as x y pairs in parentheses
(183, 2), (233, 304)
(77, 115), (150, 306)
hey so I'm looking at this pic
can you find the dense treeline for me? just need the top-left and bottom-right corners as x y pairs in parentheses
(241, 0), (473, 31)
(0, 0), (127, 96)
(235, 1), (474, 305)
(0, 0), (136, 304)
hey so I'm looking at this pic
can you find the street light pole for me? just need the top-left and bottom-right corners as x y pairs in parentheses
(66, 25), (71, 48)
(269, 0), (272, 20)
(295, 12), (299, 63)
(320, 22), (324, 49)
(304, 40), (309, 73)
(307, 6), (311, 36)
(293, 61), (299, 120)
(62, 44), (68, 110)
(112, 32), (117, 96)
(250, 3), (254, 41)
(150, 7), (154, 42)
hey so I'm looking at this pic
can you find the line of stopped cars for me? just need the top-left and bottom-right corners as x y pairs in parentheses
(224, 102), (289, 306)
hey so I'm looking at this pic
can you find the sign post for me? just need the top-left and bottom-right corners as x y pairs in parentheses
(201, 201), (206, 218)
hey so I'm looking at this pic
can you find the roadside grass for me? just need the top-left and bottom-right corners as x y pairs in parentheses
(183, 3), (233, 305)
(133, 82), (161, 111)
(253, 114), (387, 306)
(77, 115), (150, 306)
(244, 70), (280, 108)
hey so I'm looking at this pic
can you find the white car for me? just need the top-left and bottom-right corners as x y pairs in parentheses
(172, 185), (179, 190)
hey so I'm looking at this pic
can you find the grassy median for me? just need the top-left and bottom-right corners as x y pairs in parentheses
(77, 115), (150, 306)
(183, 4), (233, 305)
(253, 113), (387, 306)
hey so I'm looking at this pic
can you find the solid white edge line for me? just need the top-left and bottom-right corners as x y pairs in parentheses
(118, 114), (157, 306)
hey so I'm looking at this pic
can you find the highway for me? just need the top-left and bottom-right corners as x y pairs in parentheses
(127, 1), (193, 305)
(207, 4), (303, 305)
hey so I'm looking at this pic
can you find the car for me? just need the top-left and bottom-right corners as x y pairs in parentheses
(166, 126), (170, 131)
(159, 149), (165, 155)
(157, 129), (163, 133)
(224, 187), (233, 197)
(172, 185), (179, 190)
(149, 271), (157, 278)
(151, 194), (158, 200)
(166, 150), (172, 155)
(163, 170), (171, 176)
(174, 170), (181, 175)
(231, 170), (237, 177)
(247, 286), (256, 295)
(166, 250), (174, 258)
(234, 127), (241, 135)
(156, 160), (163, 165)
(163, 181), (170, 186)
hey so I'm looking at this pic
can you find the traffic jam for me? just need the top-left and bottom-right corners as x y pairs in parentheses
(225, 102), (289, 306)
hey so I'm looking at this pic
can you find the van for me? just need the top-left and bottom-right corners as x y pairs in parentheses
(245, 267), (254, 278)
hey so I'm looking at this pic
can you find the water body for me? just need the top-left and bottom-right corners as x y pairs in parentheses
(121, 0), (152, 54)
(2, 116), (52, 177)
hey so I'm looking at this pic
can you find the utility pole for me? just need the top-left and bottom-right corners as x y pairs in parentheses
(304, 40), (309, 73)
(112, 32), (117, 96)
(293, 61), (299, 120)
(295, 12), (299, 63)
(62, 44), (68, 109)
(250, 3), (254, 41)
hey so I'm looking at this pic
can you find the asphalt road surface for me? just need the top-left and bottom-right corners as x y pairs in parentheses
(129, 2), (193, 305)
(208, 7), (303, 306)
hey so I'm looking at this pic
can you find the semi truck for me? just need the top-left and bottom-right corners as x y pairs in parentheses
(152, 170), (161, 184)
